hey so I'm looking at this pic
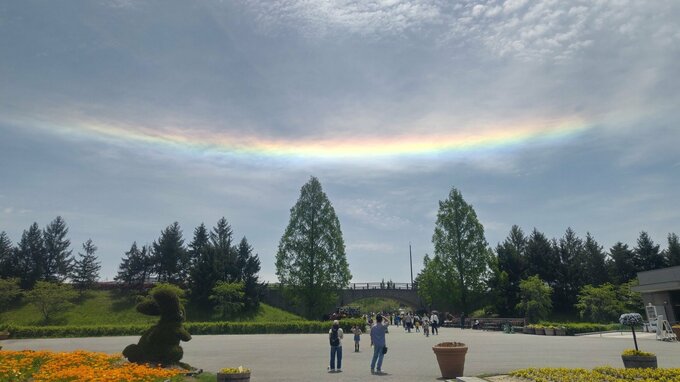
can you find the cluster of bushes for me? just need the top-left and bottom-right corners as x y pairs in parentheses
(538, 322), (632, 335)
(0, 318), (365, 339)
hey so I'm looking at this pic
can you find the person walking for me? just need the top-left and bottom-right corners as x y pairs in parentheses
(430, 312), (439, 335)
(328, 320), (344, 372)
(423, 315), (430, 337)
(370, 314), (388, 375)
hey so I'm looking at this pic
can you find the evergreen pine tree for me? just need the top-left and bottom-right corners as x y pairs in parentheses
(211, 217), (235, 282)
(525, 228), (558, 285)
(633, 231), (666, 271)
(554, 228), (584, 313)
(0, 232), (15, 279)
(71, 239), (101, 291)
(582, 232), (608, 286)
(494, 225), (527, 315)
(606, 242), (636, 284)
(235, 236), (263, 310)
(43, 216), (73, 282)
(152, 222), (187, 284)
(16, 222), (45, 288)
(188, 223), (216, 307)
(115, 242), (153, 290)
(664, 233), (680, 267)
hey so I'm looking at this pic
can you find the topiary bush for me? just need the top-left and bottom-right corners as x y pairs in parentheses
(122, 287), (192, 365)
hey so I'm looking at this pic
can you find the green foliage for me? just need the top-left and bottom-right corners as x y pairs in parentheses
(0, 231), (16, 279)
(210, 281), (245, 318)
(491, 225), (526, 315)
(665, 233), (680, 267)
(633, 231), (665, 271)
(607, 242), (636, 284)
(25, 281), (78, 323)
(152, 222), (188, 284)
(16, 222), (45, 289)
(516, 275), (552, 323)
(70, 239), (101, 291)
(275, 176), (351, 319)
(350, 298), (402, 313)
(0, 318), (366, 338)
(42, 216), (74, 283)
(115, 242), (154, 290)
(538, 321), (625, 335)
(622, 349), (655, 357)
(0, 278), (22, 312)
(575, 283), (624, 323)
(421, 187), (491, 312)
(188, 223), (215, 307)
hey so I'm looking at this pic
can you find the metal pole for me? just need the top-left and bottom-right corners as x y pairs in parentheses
(409, 242), (414, 286)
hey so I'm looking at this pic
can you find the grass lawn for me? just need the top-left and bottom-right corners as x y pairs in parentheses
(0, 289), (303, 326)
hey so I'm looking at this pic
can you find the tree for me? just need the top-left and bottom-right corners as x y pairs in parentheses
(582, 233), (609, 286)
(429, 187), (491, 312)
(211, 217), (236, 282)
(607, 242), (636, 284)
(152, 222), (188, 284)
(524, 228), (559, 285)
(188, 223), (217, 307)
(0, 278), (21, 312)
(42, 216), (73, 282)
(0, 232), (16, 279)
(115, 242), (153, 290)
(575, 283), (624, 323)
(633, 231), (666, 271)
(16, 222), (45, 289)
(210, 281), (245, 318)
(664, 233), (680, 267)
(516, 275), (552, 323)
(275, 176), (351, 319)
(235, 237), (264, 310)
(70, 239), (101, 291)
(25, 281), (78, 323)
(415, 254), (449, 309)
(494, 225), (527, 315)
(553, 228), (584, 313)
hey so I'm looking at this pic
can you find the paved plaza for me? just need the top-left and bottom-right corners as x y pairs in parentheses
(3, 326), (680, 381)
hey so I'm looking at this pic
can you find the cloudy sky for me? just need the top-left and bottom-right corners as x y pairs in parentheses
(1, 0), (679, 283)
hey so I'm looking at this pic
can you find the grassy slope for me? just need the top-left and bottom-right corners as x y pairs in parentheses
(0, 290), (303, 326)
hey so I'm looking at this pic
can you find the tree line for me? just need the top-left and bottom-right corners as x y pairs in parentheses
(0, 216), (264, 317)
(415, 187), (680, 321)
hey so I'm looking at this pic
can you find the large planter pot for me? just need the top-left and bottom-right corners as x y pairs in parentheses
(216, 372), (251, 382)
(534, 327), (545, 335)
(544, 328), (555, 336)
(555, 328), (566, 336)
(432, 342), (468, 379)
(621, 355), (657, 369)
(0, 332), (9, 340)
(672, 326), (680, 339)
(523, 327), (535, 335)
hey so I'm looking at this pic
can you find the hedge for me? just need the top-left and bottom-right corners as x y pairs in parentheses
(0, 319), (366, 339)
(538, 322), (636, 335)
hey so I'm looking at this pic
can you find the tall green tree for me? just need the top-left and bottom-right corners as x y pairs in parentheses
(235, 237), (263, 310)
(494, 225), (527, 315)
(415, 254), (450, 309)
(115, 242), (153, 290)
(633, 231), (666, 271)
(16, 222), (45, 289)
(664, 233), (680, 267)
(188, 223), (217, 307)
(70, 239), (101, 291)
(275, 176), (351, 319)
(554, 228), (584, 313)
(428, 187), (491, 312)
(211, 217), (236, 282)
(0, 232), (16, 279)
(582, 233), (609, 286)
(575, 283), (624, 323)
(524, 228), (558, 285)
(42, 216), (73, 282)
(606, 242), (636, 284)
(152, 222), (188, 284)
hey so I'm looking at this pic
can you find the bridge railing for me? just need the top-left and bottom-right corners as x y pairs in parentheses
(266, 282), (416, 290)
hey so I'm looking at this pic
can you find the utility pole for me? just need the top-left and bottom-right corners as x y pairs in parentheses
(409, 242), (414, 286)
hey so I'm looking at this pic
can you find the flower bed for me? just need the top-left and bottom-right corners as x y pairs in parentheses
(0, 350), (184, 382)
(511, 366), (680, 381)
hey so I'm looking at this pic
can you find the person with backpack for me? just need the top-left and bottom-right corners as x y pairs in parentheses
(328, 320), (344, 372)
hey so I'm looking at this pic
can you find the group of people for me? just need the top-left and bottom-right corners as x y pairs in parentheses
(396, 311), (440, 337)
(327, 314), (389, 375)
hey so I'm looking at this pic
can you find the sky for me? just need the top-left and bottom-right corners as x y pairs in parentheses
(1, 0), (679, 283)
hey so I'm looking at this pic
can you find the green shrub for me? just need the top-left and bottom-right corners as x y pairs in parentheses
(538, 321), (629, 335)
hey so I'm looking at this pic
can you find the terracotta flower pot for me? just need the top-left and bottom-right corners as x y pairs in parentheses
(432, 342), (467, 378)
(622, 355), (657, 369)
(216, 371), (251, 382)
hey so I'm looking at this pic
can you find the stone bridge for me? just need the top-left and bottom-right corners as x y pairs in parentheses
(262, 282), (424, 316)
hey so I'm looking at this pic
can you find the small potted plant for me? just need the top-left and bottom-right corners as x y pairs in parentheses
(619, 313), (657, 369)
(432, 342), (468, 378)
(217, 366), (251, 382)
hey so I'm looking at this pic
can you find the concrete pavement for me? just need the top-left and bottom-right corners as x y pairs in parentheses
(2, 326), (680, 381)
